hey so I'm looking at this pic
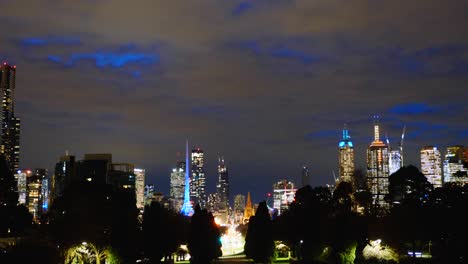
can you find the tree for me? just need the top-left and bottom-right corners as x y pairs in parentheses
(244, 201), (274, 263)
(188, 204), (222, 264)
(142, 202), (187, 263)
(386, 165), (433, 205)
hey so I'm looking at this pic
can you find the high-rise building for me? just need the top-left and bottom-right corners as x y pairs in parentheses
(338, 125), (354, 184)
(170, 161), (185, 212)
(243, 192), (255, 224)
(51, 153), (76, 203)
(107, 163), (135, 190)
(78, 153), (112, 184)
(233, 194), (246, 224)
(366, 117), (389, 212)
(27, 169), (47, 222)
(144, 184), (155, 206)
(272, 180), (296, 216)
(301, 166), (310, 187)
(191, 148), (206, 208)
(443, 145), (468, 184)
(0, 63), (20, 172)
(216, 156), (229, 211)
(15, 169), (31, 205)
(134, 168), (145, 210)
(420, 146), (442, 188)
(388, 150), (402, 175)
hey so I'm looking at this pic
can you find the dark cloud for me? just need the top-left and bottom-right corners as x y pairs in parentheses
(0, 0), (467, 202)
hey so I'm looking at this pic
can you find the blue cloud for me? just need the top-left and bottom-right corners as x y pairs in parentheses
(389, 103), (437, 115)
(48, 51), (159, 68)
(233, 40), (320, 65)
(232, 2), (253, 16)
(19, 36), (81, 46)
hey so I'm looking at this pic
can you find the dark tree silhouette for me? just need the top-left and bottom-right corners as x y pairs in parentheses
(188, 204), (222, 264)
(245, 201), (274, 263)
(142, 202), (188, 263)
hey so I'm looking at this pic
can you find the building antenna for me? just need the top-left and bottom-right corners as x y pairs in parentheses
(385, 133), (391, 150)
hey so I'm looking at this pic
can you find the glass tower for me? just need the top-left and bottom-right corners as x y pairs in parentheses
(338, 125), (354, 184)
(420, 146), (442, 188)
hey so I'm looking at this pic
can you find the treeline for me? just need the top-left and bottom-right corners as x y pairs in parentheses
(244, 165), (468, 264)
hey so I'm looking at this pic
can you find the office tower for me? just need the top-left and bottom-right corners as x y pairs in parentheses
(233, 194), (246, 224)
(51, 153), (76, 203)
(144, 184), (155, 206)
(181, 140), (194, 216)
(134, 168), (145, 210)
(338, 125), (355, 184)
(216, 156), (229, 211)
(15, 169), (31, 205)
(388, 150), (402, 175)
(107, 163), (135, 190)
(207, 193), (220, 212)
(78, 153), (112, 184)
(273, 180), (296, 216)
(0, 63), (20, 172)
(420, 146), (442, 188)
(366, 117), (389, 212)
(443, 145), (468, 184)
(41, 173), (49, 212)
(191, 148), (206, 208)
(27, 169), (47, 222)
(243, 192), (255, 224)
(170, 161), (185, 212)
(301, 166), (310, 187)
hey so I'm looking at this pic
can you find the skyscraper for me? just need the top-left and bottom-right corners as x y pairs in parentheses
(170, 161), (185, 212)
(366, 117), (389, 212)
(243, 192), (255, 224)
(420, 146), (442, 188)
(51, 153), (76, 204)
(443, 145), (467, 184)
(388, 150), (402, 175)
(191, 148), (206, 208)
(0, 63), (20, 172)
(27, 169), (47, 222)
(134, 168), (145, 210)
(338, 125), (354, 184)
(233, 194), (246, 224)
(216, 156), (229, 211)
(15, 169), (31, 205)
(272, 180), (296, 215)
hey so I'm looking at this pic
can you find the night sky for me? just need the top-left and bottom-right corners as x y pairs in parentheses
(1, 0), (467, 203)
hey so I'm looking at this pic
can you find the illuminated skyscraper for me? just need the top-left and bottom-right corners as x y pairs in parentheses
(170, 161), (185, 212)
(420, 146), (442, 188)
(366, 117), (389, 212)
(191, 148), (206, 208)
(272, 180), (296, 215)
(134, 168), (145, 210)
(443, 145), (467, 184)
(338, 125), (354, 184)
(181, 140), (194, 216)
(144, 184), (155, 206)
(0, 63), (20, 172)
(216, 156), (229, 211)
(388, 150), (402, 175)
(51, 153), (76, 204)
(233, 194), (246, 224)
(15, 169), (31, 205)
(27, 169), (47, 222)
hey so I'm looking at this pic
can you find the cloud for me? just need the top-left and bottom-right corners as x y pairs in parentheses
(232, 2), (253, 16)
(19, 36), (81, 46)
(47, 51), (159, 68)
(389, 103), (437, 115)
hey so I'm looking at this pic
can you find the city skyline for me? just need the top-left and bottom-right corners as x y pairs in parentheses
(0, 1), (467, 203)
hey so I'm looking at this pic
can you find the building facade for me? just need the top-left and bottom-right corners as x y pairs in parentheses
(338, 125), (354, 184)
(216, 156), (229, 211)
(134, 168), (145, 210)
(443, 145), (468, 184)
(420, 146), (442, 188)
(170, 161), (185, 212)
(388, 150), (402, 175)
(233, 194), (246, 224)
(0, 63), (20, 172)
(366, 118), (390, 212)
(272, 180), (296, 216)
(301, 166), (310, 187)
(191, 148), (206, 208)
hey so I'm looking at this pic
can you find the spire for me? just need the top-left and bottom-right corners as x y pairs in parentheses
(181, 139), (194, 216)
(243, 192), (255, 223)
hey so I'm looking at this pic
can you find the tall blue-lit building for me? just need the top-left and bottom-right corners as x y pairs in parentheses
(338, 124), (354, 184)
(181, 140), (194, 216)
